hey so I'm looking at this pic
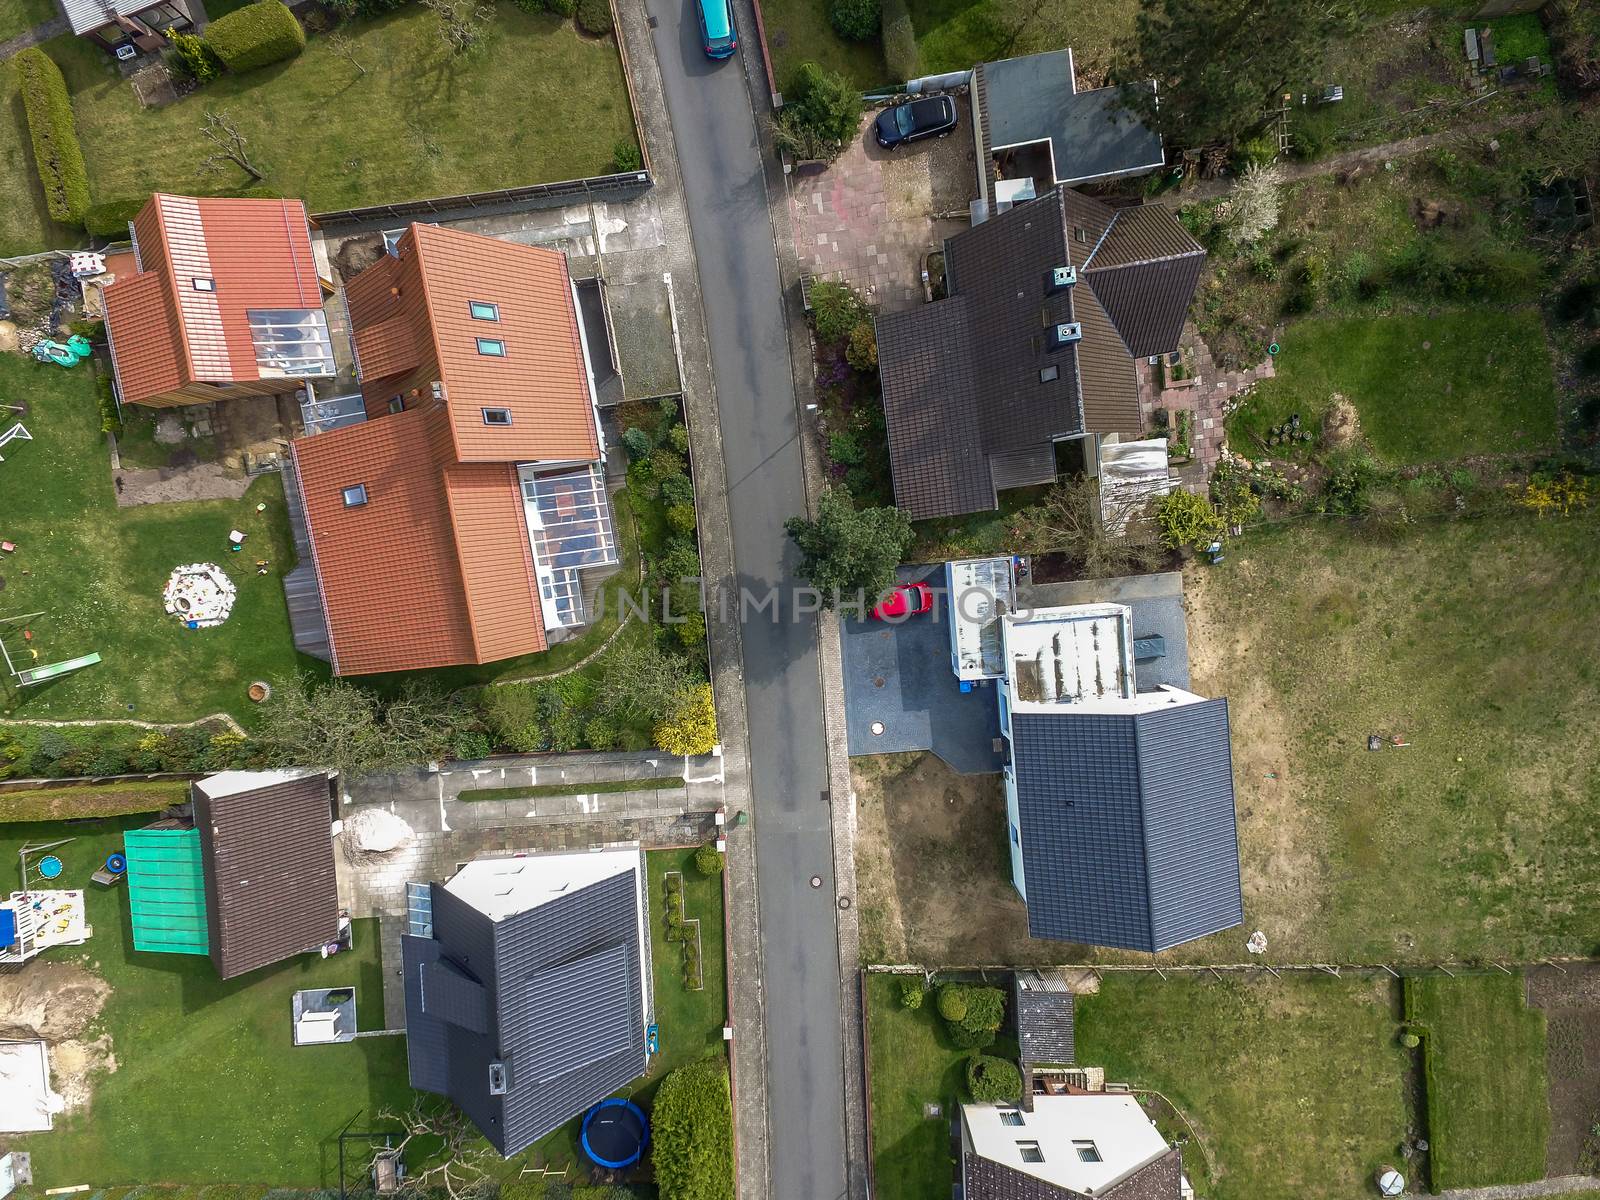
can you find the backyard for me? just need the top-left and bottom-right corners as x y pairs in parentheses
(1405, 974), (1549, 1189)
(0, 0), (52, 42)
(0, 6), (639, 256)
(0, 354), (315, 726)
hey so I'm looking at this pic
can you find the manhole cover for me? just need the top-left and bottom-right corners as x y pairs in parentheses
(873, 676), (886, 688)
(809, 875), (822, 888)
(838, 896), (851, 910)
(870, 721), (885, 736)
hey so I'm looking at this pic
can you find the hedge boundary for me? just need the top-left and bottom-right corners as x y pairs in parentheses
(880, 0), (917, 82)
(0, 780), (189, 823)
(204, 0), (306, 73)
(14, 48), (90, 225)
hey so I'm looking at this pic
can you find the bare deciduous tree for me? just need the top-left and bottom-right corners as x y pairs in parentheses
(1008, 476), (1164, 581)
(200, 109), (264, 181)
(420, 0), (494, 55)
(328, 31), (367, 76)
(376, 1106), (496, 1200)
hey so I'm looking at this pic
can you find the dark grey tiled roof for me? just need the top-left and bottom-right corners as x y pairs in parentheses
(192, 772), (338, 980)
(1011, 699), (1242, 953)
(401, 865), (647, 1156)
(963, 1147), (1184, 1200)
(1013, 976), (1075, 1065)
(1083, 255), (1206, 359)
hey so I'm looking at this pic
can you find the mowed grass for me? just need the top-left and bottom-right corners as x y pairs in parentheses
(1197, 510), (1600, 963)
(0, 354), (321, 724)
(0, 8), (637, 255)
(1075, 975), (1410, 1200)
(761, 0), (888, 91)
(2, 817), (414, 1187)
(1229, 310), (1558, 463)
(0, 0), (55, 42)
(864, 973), (1019, 1200)
(1407, 975), (1548, 1188)
(908, 0), (1136, 78)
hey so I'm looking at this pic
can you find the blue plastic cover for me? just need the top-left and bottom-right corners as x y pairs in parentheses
(0, 905), (16, 947)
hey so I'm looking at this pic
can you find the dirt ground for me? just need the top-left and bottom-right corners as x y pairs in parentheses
(0, 960), (114, 1113)
(1527, 964), (1600, 1175)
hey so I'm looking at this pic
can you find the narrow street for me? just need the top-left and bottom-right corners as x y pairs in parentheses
(640, 4), (848, 1198)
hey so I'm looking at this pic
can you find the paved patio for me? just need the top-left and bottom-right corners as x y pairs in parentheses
(1137, 322), (1276, 491)
(789, 97), (977, 314)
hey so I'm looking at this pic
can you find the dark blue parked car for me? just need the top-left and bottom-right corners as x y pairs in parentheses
(874, 95), (958, 149)
(696, 0), (737, 58)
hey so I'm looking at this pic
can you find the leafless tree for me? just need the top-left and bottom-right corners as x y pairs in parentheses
(420, 0), (494, 55)
(328, 31), (367, 77)
(1008, 476), (1164, 581)
(200, 109), (263, 181)
(376, 1106), (496, 1200)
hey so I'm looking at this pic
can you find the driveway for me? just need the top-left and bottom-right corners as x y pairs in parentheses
(839, 566), (1003, 774)
(642, 5), (846, 1198)
(790, 97), (977, 313)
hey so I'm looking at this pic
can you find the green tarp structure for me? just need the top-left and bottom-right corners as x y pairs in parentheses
(124, 826), (210, 955)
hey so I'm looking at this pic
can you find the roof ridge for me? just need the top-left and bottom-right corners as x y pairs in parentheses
(406, 225), (460, 463)
(1129, 709), (1159, 952)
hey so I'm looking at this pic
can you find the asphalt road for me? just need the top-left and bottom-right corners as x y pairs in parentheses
(641, 4), (847, 1197)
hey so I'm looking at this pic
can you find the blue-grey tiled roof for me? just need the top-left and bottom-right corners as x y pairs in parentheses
(1011, 699), (1242, 952)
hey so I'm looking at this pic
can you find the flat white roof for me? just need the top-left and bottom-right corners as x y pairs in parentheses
(0, 1040), (60, 1132)
(1002, 603), (1135, 709)
(964, 1094), (1170, 1194)
(947, 557), (1015, 680)
(445, 846), (641, 923)
(196, 769), (323, 800)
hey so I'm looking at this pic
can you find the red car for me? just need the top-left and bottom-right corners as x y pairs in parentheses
(871, 582), (933, 620)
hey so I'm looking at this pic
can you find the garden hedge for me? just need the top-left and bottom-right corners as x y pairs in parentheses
(575, 0), (612, 36)
(204, 0), (306, 73)
(652, 1059), (734, 1200)
(14, 49), (90, 225)
(84, 198), (145, 238)
(880, 0), (918, 82)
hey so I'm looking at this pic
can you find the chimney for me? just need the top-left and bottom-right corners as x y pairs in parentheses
(1050, 322), (1082, 349)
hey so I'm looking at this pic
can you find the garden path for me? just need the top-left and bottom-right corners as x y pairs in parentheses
(0, 16), (68, 62)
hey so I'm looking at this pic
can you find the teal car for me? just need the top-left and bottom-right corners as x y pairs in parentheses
(696, 0), (736, 58)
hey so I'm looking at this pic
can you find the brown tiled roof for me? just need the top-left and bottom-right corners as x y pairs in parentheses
(1082, 205), (1205, 359)
(103, 194), (324, 405)
(1073, 285), (1141, 435)
(192, 772), (338, 980)
(963, 1146), (1184, 1200)
(443, 461), (548, 665)
(346, 224), (599, 465)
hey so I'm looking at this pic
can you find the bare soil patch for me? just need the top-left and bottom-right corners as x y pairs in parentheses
(1528, 963), (1600, 1175)
(0, 960), (114, 1114)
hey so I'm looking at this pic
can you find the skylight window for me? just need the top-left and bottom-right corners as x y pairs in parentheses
(192, 277), (215, 292)
(482, 408), (512, 426)
(341, 484), (368, 508)
(1073, 1140), (1102, 1163)
(999, 1110), (1025, 1127)
(476, 338), (506, 357)
(469, 300), (500, 321)
(1040, 365), (1059, 383)
(388, 395), (405, 415)
(1018, 1141), (1044, 1164)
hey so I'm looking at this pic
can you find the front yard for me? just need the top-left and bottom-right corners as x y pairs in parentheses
(0, 354), (316, 726)
(0, 6), (639, 256)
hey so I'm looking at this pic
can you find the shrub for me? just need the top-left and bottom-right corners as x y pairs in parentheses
(96, 374), (122, 437)
(622, 426), (653, 460)
(658, 537), (702, 584)
(667, 502), (698, 534)
(936, 983), (968, 1023)
(695, 841), (725, 876)
(775, 62), (861, 162)
(674, 612), (707, 649)
(898, 977), (924, 1009)
(880, 0), (917, 81)
(544, 0), (576, 14)
(651, 447), (687, 480)
(809, 280), (868, 344)
(167, 29), (223, 83)
(829, 0), (879, 41)
(828, 430), (866, 467)
(660, 472), (695, 508)
(667, 423), (691, 454)
(961, 985), (1005, 1034)
(1234, 133), (1277, 170)
(454, 730), (492, 760)
(204, 0), (306, 73)
(1154, 491), (1224, 550)
(1581, 340), (1600, 376)
(846, 319), (878, 371)
(1557, 279), (1599, 322)
(656, 683), (718, 756)
(15, 49), (89, 225)
(1401, 1031), (1422, 1049)
(326, 0), (406, 15)
(948, 1021), (997, 1050)
(967, 1054), (1022, 1103)
(612, 137), (643, 173)
(575, 0), (612, 35)
(653, 1060), (734, 1200)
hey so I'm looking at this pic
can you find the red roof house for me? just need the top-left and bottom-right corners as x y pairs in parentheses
(284, 224), (616, 677)
(102, 194), (335, 408)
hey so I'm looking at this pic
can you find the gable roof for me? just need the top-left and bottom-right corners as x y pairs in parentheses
(287, 408), (546, 677)
(877, 187), (1201, 519)
(1010, 698), (1242, 953)
(191, 771), (338, 979)
(402, 851), (649, 1156)
(103, 194), (329, 405)
(345, 224), (599, 466)
(962, 1096), (1183, 1200)
(1013, 973), (1075, 1066)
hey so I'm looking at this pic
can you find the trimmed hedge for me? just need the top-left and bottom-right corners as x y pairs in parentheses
(575, 0), (612, 35)
(85, 197), (145, 238)
(880, 0), (918, 82)
(14, 49), (89, 225)
(653, 1058), (734, 1200)
(967, 1054), (1023, 1103)
(204, 0), (306, 73)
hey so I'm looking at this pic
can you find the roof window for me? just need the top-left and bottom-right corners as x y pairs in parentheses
(476, 337), (506, 357)
(999, 1110), (1025, 1127)
(192, 277), (215, 292)
(469, 300), (500, 321)
(482, 407), (512, 426)
(1074, 1140), (1102, 1163)
(341, 484), (368, 508)
(1040, 365), (1059, 383)
(388, 395), (405, 415)
(1018, 1141), (1044, 1164)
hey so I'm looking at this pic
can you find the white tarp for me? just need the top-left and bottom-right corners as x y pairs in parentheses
(163, 563), (238, 628)
(0, 1040), (62, 1132)
(1098, 438), (1174, 535)
(341, 807), (415, 854)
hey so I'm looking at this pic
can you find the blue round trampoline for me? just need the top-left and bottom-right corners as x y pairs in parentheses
(580, 1098), (649, 1170)
(37, 855), (63, 880)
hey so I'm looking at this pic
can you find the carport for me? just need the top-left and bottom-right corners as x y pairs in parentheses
(838, 566), (1003, 774)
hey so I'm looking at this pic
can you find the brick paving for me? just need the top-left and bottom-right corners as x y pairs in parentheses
(1437, 1177), (1600, 1200)
(1136, 321), (1276, 492)
(789, 99), (976, 316)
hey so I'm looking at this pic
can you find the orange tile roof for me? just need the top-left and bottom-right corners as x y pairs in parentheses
(290, 407), (546, 676)
(103, 194), (324, 405)
(346, 223), (600, 465)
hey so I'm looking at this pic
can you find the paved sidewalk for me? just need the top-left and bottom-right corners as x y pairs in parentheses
(0, 16), (68, 61)
(1437, 1177), (1600, 1200)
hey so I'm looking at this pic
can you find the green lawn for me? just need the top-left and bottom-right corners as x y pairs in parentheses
(0, 0), (55, 42)
(2, 816), (412, 1187)
(0, 352), (321, 725)
(1195, 510), (1600, 964)
(761, 0), (888, 92)
(1406, 975), (1548, 1188)
(908, 0), (1135, 78)
(0, 8), (637, 255)
(864, 973), (1019, 1200)
(1075, 975), (1411, 1200)
(1229, 310), (1558, 463)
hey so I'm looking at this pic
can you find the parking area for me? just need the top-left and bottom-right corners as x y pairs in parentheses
(790, 93), (977, 314)
(839, 565), (1004, 775)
